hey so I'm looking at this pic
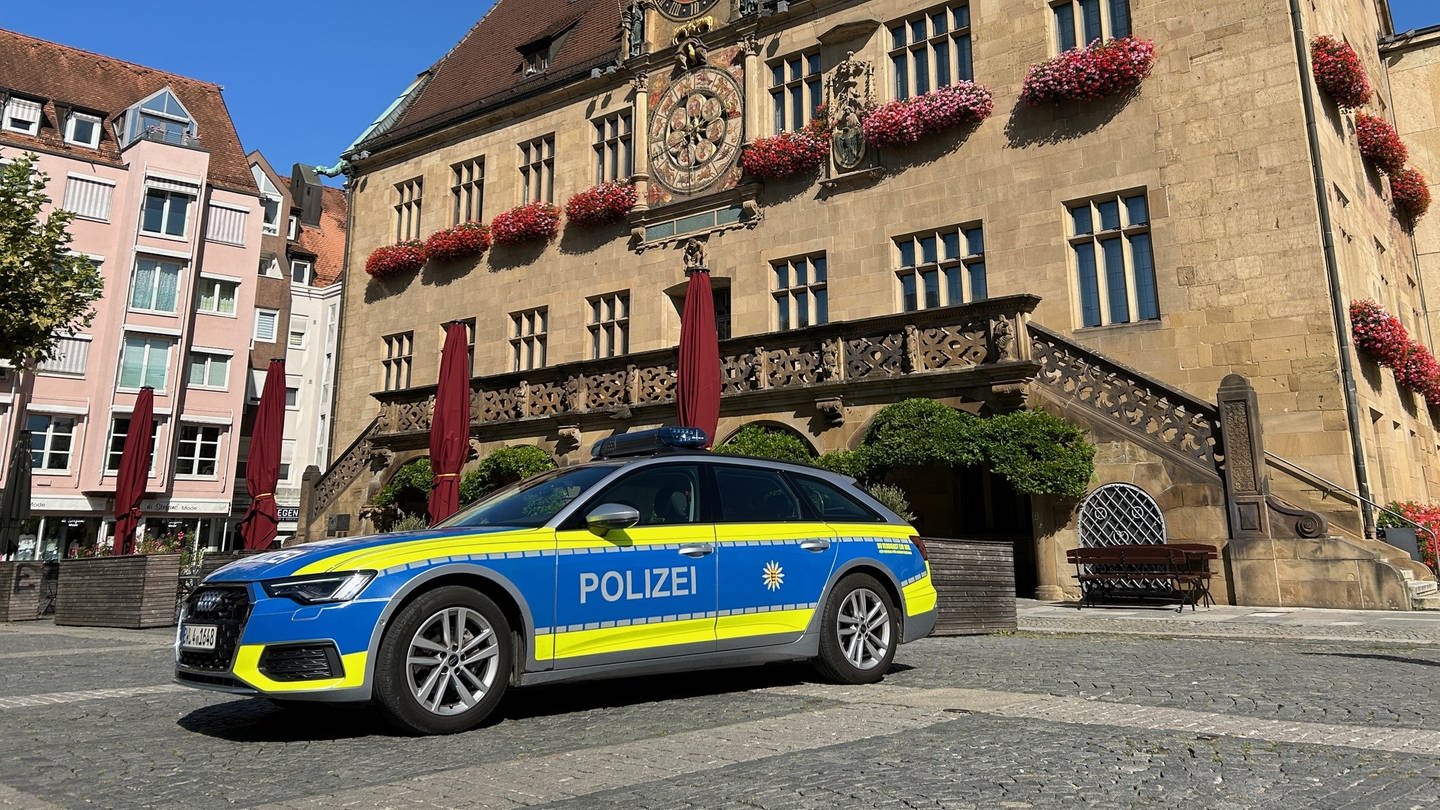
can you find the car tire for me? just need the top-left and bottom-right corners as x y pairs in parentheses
(813, 573), (898, 684)
(373, 585), (513, 735)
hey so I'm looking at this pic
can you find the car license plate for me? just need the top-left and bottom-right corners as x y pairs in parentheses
(181, 624), (218, 651)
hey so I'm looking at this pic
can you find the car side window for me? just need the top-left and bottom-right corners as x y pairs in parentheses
(591, 464), (703, 526)
(787, 474), (885, 523)
(713, 466), (805, 522)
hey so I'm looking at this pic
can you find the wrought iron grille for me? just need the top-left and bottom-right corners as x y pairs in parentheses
(1077, 483), (1168, 591)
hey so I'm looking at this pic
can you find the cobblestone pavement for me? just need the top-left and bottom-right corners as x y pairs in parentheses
(2, 620), (1440, 808)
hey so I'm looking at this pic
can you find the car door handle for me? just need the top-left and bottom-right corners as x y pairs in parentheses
(678, 544), (714, 558)
(800, 539), (831, 552)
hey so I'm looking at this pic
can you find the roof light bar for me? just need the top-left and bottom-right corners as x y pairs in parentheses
(591, 427), (708, 459)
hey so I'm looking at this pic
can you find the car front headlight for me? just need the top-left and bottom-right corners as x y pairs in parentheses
(262, 571), (375, 604)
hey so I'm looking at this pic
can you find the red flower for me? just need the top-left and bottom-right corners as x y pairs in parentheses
(862, 80), (994, 149)
(1021, 36), (1157, 106)
(1395, 341), (1440, 394)
(1391, 167), (1432, 224)
(423, 222), (492, 262)
(1350, 299), (1410, 366)
(491, 202), (561, 245)
(1356, 112), (1407, 175)
(1311, 36), (1371, 109)
(365, 241), (426, 278)
(564, 182), (638, 227)
(743, 125), (830, 179)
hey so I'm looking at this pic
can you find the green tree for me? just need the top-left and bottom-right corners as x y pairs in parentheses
(0, 153), (105, 367)
(714, 424), (816, 465)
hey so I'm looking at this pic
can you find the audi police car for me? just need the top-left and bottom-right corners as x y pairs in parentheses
(176, 428), (938, 734)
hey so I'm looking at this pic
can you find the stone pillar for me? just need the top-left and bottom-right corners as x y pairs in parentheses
(632, 72), (650, 210)
(1030, 494), (1068, 602)
(742, 34), (762, 143)
(1217, 373), (1270, 540)
(295, 465), (321, 546)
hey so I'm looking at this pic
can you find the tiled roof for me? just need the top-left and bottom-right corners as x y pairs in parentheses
(368, 0), (621, 149)
(0, 28), (256, 193)
(282, 179), (349, 288)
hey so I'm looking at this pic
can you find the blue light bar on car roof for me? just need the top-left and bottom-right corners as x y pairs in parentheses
(591, 427), (709, 459)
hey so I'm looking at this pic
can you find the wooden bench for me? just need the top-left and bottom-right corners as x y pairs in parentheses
(1065, 544), (1217, 612)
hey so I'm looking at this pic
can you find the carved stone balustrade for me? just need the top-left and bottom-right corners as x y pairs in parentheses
(370, 295), (1040, 446)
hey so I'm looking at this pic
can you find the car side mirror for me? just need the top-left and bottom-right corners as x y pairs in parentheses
(585, 503), (640, 536)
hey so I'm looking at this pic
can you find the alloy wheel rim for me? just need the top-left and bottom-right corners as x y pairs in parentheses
(405, 606), (499, 716)
(837, 587), (892, 670)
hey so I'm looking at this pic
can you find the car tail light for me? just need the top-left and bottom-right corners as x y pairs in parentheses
(910, 535), (928, 561)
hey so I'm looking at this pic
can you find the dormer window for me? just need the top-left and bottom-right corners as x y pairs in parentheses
(251, 165), (283, 235)
(517, 21), (575, 77)
(2, 97), (43, 136)
(122, 88), (195, 147)
(65, 112), (102, 148)
(523, 48), (550, 75)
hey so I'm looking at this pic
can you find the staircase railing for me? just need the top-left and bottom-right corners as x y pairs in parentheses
(308, 417), (381, 518)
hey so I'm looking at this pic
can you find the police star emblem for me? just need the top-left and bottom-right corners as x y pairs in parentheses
(762, 560), (784, 591)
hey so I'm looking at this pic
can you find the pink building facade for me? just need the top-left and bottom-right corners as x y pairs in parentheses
(0, 30), (262, 557)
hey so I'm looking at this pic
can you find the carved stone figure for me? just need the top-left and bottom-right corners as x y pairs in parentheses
(826, 52), (874, 172)
(682, 238), (707, 273)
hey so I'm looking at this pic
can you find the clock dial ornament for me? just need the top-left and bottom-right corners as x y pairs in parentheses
(657, 0), (720, 20)
(648, 66), (744, 196)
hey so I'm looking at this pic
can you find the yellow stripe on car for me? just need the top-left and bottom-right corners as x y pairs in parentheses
(551, 617), (716, 659)
(902, 564), (938, 617)
(232, 646), (367, 692)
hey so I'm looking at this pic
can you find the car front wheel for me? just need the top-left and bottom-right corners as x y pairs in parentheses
(813, 573), (898, 684)
(374, 586), (512, 735)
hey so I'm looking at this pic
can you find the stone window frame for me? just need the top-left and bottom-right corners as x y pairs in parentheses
(769, 49), (823, 134)
(440, 318), (477, 376)
(1067, 189), (1158, 329)
(895, 222), (987, 313)
(519, 135), (556, 204)
(394, 176), (424, 241)
(450, 156), (485, 225)
(771, 253), (829, 332)
(587, 290), (630, 359)
(887, 3), (973, 101)
(510, 307), (549, 372)
(382, 331), (414, 392)
(1050, 0), (1131, 53)
(593, 112), (634, 185)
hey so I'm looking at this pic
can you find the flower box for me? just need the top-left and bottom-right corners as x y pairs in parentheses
(1356, 112), (1407, 175)
(564, 182), (638, 227)
(492, 202), (561, 245)
(862, 80), (994, 149)
(365, 241), (426, 278)
(54, 554), (182, 629)
(1350, 299), (1410, 366)
(1396, 342), (1440, 395)
(1020, 36), (1157, 106)
(742, 129), (830, 180)
(1391, 167), (1432, 224)
(0, 561), (46, 622)
(1311, 36), (1371, 109)
(424, 222), (491, 262)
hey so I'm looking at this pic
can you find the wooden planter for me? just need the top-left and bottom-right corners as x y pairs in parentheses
(924, 538), (1017, 635)
(0, 561), (47, 622)
(54, 554), (182, 629)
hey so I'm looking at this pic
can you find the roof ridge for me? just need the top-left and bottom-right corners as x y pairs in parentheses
(0, 27), (223, 90)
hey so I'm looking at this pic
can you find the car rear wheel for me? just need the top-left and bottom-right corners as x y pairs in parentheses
(813, 574), (897, 684)
(374, 586), (512, 735)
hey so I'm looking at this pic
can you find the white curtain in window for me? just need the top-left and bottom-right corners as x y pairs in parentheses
(62, 176), (113, 220)
(205, 205), (248, 245)
(155, 264), (180, 312)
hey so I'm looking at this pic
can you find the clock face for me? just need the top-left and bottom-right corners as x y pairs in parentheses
(657, 0), (720, 20)
(648, 67), (744, 197)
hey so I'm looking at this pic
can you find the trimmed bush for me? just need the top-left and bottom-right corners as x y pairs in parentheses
(460, 445), (557, 503)
(714, 424), (816, 464)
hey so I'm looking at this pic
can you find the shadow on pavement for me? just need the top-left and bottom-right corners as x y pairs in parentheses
(1302, 651), (1440, 668)
(177, 661), (914, 742)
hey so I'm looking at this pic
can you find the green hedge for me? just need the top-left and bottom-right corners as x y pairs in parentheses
(714, 424), (816, 464)
(460, 445), (557, 503)
(371, 458), (433, 508)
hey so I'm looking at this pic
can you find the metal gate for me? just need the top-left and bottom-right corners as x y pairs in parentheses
(1077, 483), (1167, 592)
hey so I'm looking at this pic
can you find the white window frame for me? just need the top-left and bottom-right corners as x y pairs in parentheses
(2, 97), (42, 136)
(186, 350), (231, 390)
(27, 413), (77, 473)
(118, 334), (174, 393)
(140, 188), (193, 239)
(196, 276), (239, 317)
(251, 165), (283, 235)
(104, 415), (162, 475)
(128, 256), (184, 315)
(291, 259), (313, 285)
(174, 424), (223, 478)
(285, 386), (300, 410)
(64, 112), (102, 148)
(254, 308), (280, 343)
(288, 323), (308, 349)
(287, 215), (299, 240)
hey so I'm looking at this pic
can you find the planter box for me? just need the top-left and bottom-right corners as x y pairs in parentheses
(54, 554), (182, 629)
(924, 537), (1017, 635)
(0, 561), (47, 622)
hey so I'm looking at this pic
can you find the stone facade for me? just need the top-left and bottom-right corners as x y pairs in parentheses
(313, 0), (1440, 607)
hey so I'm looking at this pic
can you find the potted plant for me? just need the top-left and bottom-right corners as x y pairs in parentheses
(1356, 112), (1407, 175)
(1350, 299), (1410, 366)
(1311, 36), (1371, 109)
(564, 182), (638, 226)
(742, 109), (832, 180)
(492, 202), (561, 245)
(423, 222), (491, 262)
(55, 532), (185, 629)
(1391, 167), (1432, 225)
(365, 240), (426, 278)
(1020, 36), (1157, 106)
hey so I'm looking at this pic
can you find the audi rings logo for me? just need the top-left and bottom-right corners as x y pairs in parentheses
(194, 590), (223, 613)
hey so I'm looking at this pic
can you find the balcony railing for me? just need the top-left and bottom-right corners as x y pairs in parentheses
(372, 295), (1040, 439)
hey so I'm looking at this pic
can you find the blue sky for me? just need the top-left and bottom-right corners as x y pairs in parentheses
(5, 1), (1438, 187)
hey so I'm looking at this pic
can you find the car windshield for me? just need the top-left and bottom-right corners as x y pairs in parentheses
(436, 464), (619, 529)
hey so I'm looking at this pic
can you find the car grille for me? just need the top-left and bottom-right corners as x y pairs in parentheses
(178, 585), (251, 673)
(258, 643), (342, 681)
(175, 671), (249, 691)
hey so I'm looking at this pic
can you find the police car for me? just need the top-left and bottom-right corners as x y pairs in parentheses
(176, 427), (938, 734)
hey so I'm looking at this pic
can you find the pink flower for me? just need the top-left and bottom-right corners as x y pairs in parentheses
(862, 80), (993, 149)
(1311, 36), (1371, 109)
(1021, 37), (1157, 106)
(1390, 168), (1431, 224)
(491, 202), (561, 245)
(365, 241), (426, 278)
(1350, 299), (1410, 366)
(564, 182), (638, 226)
(1356, 112), (1407, 175)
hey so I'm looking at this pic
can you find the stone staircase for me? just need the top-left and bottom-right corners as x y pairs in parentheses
(1402, 569), (1440, 610)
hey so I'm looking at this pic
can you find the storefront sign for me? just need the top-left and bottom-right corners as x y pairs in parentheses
(276, 506), (300, 522)
(139, 498), (230, 515)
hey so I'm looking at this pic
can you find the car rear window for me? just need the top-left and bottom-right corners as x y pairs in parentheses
(787, 474), (886, 523)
